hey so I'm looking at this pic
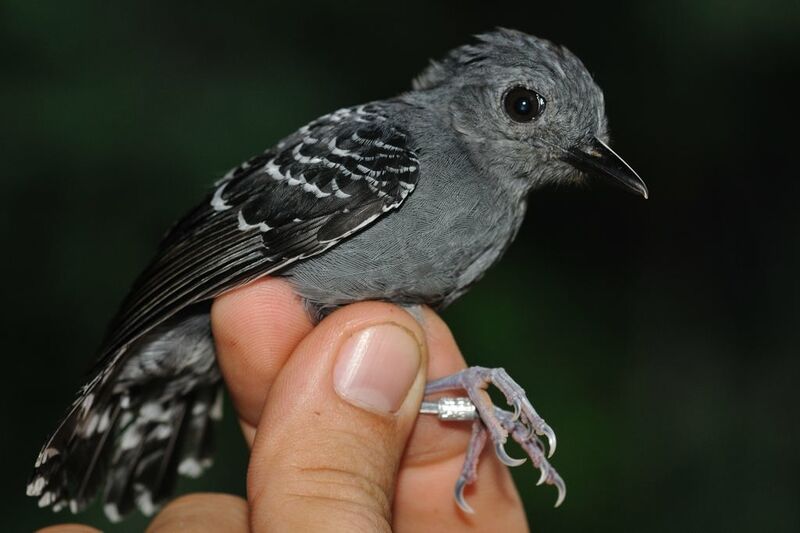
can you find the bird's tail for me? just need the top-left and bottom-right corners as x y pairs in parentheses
(27, 324), (222, 522)
(101, 382), (222, 521)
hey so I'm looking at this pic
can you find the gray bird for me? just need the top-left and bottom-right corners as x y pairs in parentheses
(27, 28), (647, 520)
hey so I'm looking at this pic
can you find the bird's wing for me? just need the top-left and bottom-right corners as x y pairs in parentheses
(99, 103), (420, 362)
(27, 105), (419, 513)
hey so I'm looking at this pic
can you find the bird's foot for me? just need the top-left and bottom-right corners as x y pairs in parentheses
(423, 366), (564, 512)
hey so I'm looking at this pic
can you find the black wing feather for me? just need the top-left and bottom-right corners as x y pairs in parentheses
(107, 102), (419, 374)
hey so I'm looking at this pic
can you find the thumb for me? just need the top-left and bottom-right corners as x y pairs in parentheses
(246, 302), (428, 532)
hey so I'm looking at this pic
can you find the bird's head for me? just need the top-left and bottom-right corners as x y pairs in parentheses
(413, 28), (647, 198)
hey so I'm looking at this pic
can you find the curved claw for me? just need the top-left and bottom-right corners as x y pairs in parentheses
(494, 441), (527, 467)
(454, 478), (475, 514)
(541, 423), (557, 457)
(536, 465), (548, 486)
(553, 473), (567, 508)
(511, 401), (521, 422)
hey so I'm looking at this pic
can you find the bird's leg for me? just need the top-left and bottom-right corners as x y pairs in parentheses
(423, 367), (564, 510)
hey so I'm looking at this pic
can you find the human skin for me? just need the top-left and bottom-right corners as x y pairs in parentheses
(40, 278), (529, 532)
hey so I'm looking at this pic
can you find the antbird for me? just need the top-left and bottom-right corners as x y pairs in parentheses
(28, 28), (647, 520)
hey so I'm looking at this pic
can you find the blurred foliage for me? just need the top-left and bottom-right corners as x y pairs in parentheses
(1, 0), (798, 531)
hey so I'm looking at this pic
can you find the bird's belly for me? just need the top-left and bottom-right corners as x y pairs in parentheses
(283, 234), (465, 309)
(283, 197), (520, 310)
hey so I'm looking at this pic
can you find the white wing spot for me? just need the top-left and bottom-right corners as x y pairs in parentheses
(210, 182), (232, 211)
(38, 492), (55, 508)
(82, 412), (100, 437)
(120, 426), (143, 450)
(27, 476), (46, 496)
(81, 393), (95, 414)
(351, 131), (404, 152)
(152, 423), (172, 440)
(120, 410), (134, 426)
(238, 210), (272, 232)
(178, 457), (204, 478)
(330, 178), (351, 198)
(136, 490), (156, 516)
(140, 402), (166, 421)
(292, 143), (324, 165)
(210, 390), (223, 420)
(302, 180), (332, 198)
(34, 447), (60, 468)
(105, 503), (122, 523)
(97, 408), (112, 433)
(264, 158), (288, 182)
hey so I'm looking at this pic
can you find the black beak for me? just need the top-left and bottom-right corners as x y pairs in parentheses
(561, 137), (648, 199)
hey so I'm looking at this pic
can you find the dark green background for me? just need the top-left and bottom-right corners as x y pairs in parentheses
(2, 1), (798, 531)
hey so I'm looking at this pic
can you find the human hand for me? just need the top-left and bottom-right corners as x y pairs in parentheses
(40, 278), (529, 532)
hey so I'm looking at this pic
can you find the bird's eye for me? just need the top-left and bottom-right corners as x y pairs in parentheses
(503, 87), (545, 123)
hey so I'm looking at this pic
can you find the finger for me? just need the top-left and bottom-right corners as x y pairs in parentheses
(211, 277), (313, 443)
(248, 302), (428, 532)
(145, 493), (248, 533)
(36, 526), (101, 533)
(394, 308), (529, 532)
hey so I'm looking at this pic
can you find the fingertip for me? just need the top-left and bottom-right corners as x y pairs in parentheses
(211, 277), (313, 427)
(36, 526), (102, 533)
(146, 493), (248, 533)
(211, 277), (311, 355)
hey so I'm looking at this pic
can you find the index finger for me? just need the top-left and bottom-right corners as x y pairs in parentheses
(211, 277), (313, 442)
